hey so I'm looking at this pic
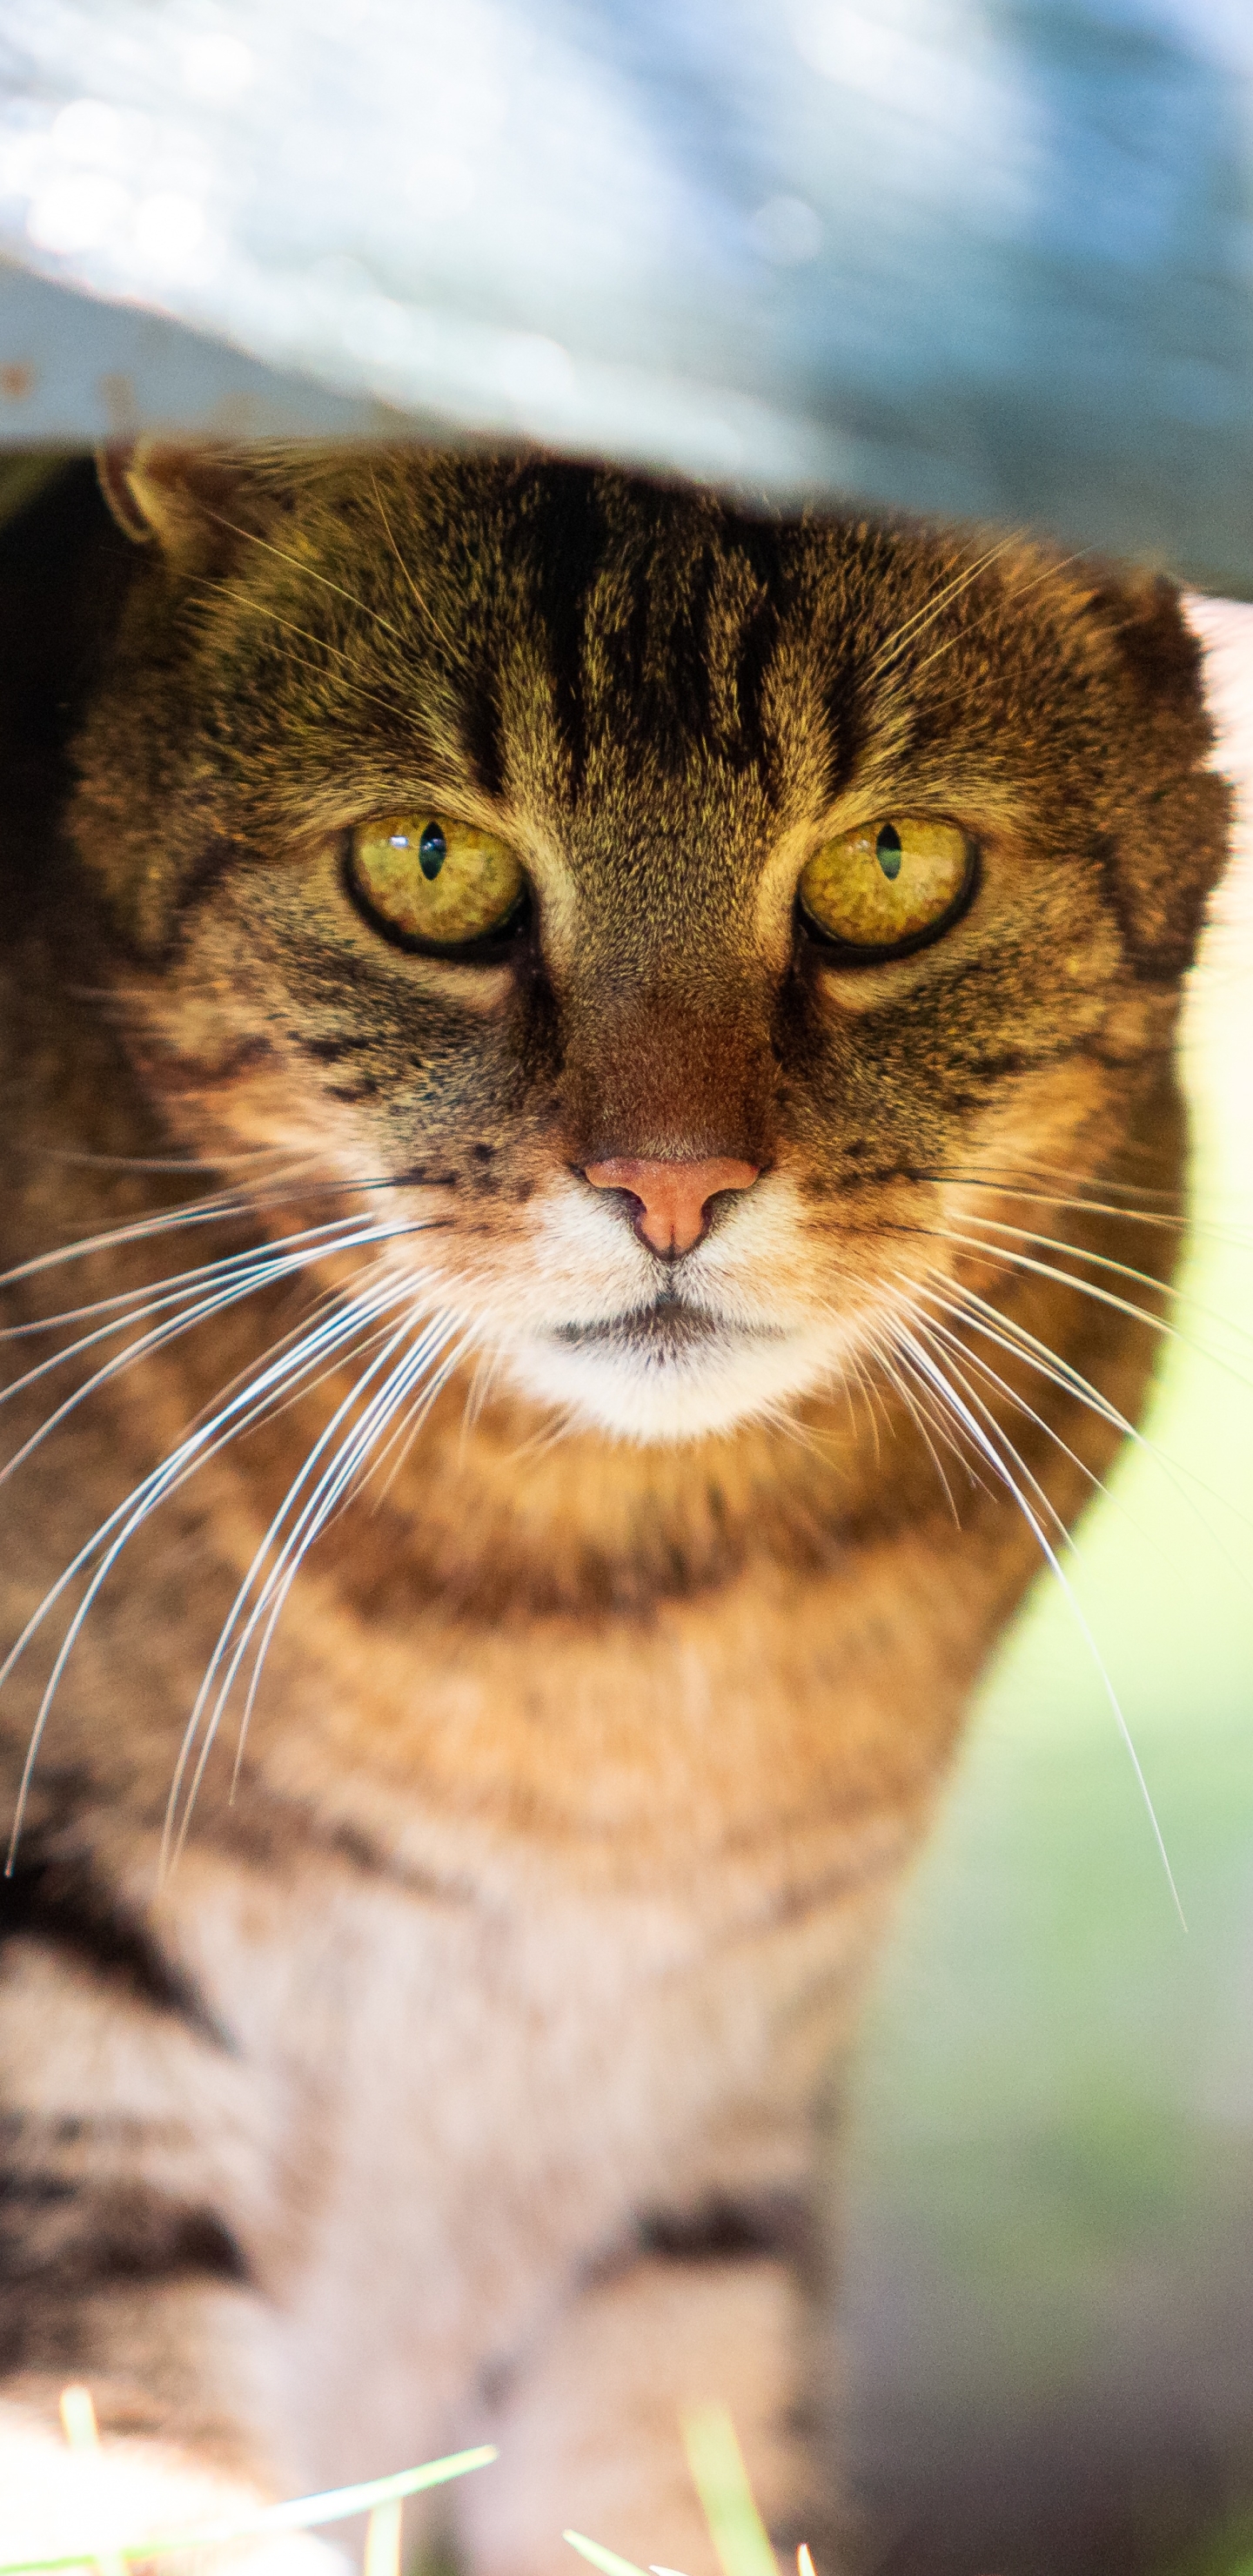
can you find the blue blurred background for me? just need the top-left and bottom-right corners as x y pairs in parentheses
(0, 0), (1251, 587)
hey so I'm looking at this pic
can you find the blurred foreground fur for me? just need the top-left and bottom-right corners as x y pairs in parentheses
(0, 450), (1230, 2573)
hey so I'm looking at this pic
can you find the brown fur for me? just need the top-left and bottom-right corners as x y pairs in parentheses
(0, 450), (1230, 2573)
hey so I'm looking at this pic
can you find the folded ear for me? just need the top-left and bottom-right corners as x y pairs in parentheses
(1079, 567), (1230, 979)
(96, 442), (252, 573)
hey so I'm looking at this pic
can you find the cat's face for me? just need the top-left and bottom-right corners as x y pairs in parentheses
(71, 451), (1228, 1444)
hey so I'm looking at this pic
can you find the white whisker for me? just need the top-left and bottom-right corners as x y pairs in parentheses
(1, 1227), (442, 1868)
(162, 1291), (446, 1871)
(888, 1305), (1186, 1927)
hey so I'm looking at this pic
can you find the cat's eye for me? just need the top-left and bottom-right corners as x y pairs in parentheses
(348, 810), (527, 953)
(798, 816), (975, 958)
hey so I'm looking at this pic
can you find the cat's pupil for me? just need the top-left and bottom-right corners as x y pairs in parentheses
(876, 823), (903, 882)
(419, 823), (447, 882)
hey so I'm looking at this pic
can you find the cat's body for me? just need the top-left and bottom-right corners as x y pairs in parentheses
(0, 453), (1228, 2572)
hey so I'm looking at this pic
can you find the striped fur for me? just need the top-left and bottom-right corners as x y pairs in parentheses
(0, 451), (1229, 2571)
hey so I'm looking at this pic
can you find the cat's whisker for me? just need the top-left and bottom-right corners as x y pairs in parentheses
(925, 1165), (1198, 1231)
(14, 1144), (286, 1177)
(0, 1167), (460, 1323)
(458, 1341), (510, 1447)
(860, 1324), (968, 1525)
(2, 1274), (399, 1803)
(912, 1267), (1253, 1583)
(938, 1204), (1230, 1319)
(229, 1324), (473, 1784)
(3, 1254), (436, 1868)
(893, 1311), (1075, 1551)
(368, 466), (459, 660)
(161, 1293), (446, 1871)
(913, 1220), (1253, 1411)
(964, 1154), (1199, 1209)
(0, 1225), (338, 1399)
(881, 548), (1093, 714)
(183, 1311), (472, 1858)
(919, 1220), (1182, 1346)
(181, 1272), (405, 1444)
(897, 1329), (1072, 1546)
(198, 506), (412, 647)
(0, 1217), (432, 1482)
(887, 1305), (1186, 1925)
(0, 1191), (260, 1299)
(845, 1342), (888, 1466)
(0, 1196), (426, 1343)
(910, 1299), (1122, 1529)
(868, 535), (1019, 677)
(204, 585), (411, 728)
(369, 1329), (479, 1506)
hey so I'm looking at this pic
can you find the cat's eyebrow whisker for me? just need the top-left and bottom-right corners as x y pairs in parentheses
(888, 547), (1091, 697)
(368, 466), (459, 661)
(868, 534), (1020, 678)
(198, 506), (412, 647)
(887, 1306), (1186, 1928)
(203, 583), (412, 728)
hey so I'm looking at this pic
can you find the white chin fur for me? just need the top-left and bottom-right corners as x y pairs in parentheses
(502, 1325), (839, 1445)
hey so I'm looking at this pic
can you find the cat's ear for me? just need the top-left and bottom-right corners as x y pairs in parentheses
(1081, 567), (1207, 718)
(1081, 567), (1230, 977)
(96, 442), (251, 572)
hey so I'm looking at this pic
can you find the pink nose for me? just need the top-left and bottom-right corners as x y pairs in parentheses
(582, 1157), (761, 1258)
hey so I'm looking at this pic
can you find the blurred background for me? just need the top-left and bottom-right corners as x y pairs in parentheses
(3, 0), (1253, 2570)
(841, 592), (1253, 2576)
(1, 0), (1252, 587)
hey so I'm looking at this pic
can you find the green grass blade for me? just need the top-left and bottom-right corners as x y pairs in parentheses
(563, 2532), (653, 2576)
(680, 2407), (778, 2576)
(0, 2442), (498, 2573)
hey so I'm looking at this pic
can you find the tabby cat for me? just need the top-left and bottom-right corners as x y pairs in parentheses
(0, 446), (1229, 2573)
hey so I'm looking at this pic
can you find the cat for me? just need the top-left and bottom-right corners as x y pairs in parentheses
(0, 445), (1230, 2576)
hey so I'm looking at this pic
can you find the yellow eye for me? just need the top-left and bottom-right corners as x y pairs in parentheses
(349, 811), (526, 950)
(798, 816), (974, 955)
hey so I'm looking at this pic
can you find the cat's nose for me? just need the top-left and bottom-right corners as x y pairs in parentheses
(582, 1157), (761, 1258)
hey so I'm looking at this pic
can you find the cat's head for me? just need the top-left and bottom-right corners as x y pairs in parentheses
(70, 446), (1229, 1445)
